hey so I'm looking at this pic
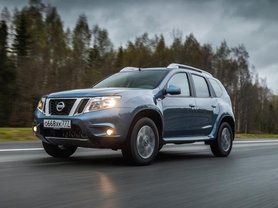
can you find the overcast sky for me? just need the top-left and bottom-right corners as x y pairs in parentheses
(1, 0), (278, 93)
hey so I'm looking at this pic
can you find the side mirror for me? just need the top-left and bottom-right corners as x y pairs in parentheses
(165, 85), (181, 95)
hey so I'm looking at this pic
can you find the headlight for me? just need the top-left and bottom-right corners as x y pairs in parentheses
(83, 96), (121, 113)
(37, 98), (46, 113)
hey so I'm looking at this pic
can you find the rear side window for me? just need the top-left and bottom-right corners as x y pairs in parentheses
(210, 79), (223, 97)
(192, 75), (210, 97)
(167, 73), (190, 96)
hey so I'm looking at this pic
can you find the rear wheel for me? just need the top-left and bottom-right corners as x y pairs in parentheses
(121, 117), (159, 165)
(42, 142), (77, 158)
(210, 122), (233, 157)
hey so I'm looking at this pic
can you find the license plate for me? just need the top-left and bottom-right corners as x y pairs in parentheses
(43, 119), (71, 129)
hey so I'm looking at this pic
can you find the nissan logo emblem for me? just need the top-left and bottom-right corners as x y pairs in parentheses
(56, 102), (65, 112)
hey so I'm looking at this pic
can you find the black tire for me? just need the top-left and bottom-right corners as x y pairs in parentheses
(121, 117), (159, 165)
(42, 142), (77, 158)
(210, 122), (233, 157)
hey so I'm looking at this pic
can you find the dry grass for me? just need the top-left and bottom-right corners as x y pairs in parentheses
(235, 133), (278, 139)
(0, 128), (37, 142)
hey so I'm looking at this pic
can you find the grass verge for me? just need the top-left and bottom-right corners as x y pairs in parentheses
(0, 128), (37, 142)
(235, 133), (278, 139)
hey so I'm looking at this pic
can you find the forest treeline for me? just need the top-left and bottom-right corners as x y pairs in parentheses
(0, 0), (277, 133)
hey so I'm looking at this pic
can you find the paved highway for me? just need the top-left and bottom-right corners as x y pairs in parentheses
(0, 140), (278, 208)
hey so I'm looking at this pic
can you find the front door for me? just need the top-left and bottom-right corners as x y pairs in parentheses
(162, 73), (198, 138)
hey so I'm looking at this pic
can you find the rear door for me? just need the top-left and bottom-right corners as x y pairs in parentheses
(191, 74), (218, 136)
(162, 72), (198, 138)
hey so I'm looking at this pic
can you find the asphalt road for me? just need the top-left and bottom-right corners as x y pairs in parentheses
(1, 140), (278, 208)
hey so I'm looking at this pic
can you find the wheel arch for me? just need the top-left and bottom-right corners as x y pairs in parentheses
(128, 108), (164, 141)
(219, 115), (235, 139)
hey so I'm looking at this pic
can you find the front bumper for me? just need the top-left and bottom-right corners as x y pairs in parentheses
(33, 107), (133, 149)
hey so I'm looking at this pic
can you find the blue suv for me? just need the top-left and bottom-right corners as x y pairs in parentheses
(33, 63), (235, 165)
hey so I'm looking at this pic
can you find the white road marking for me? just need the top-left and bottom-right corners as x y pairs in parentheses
(234, 140), (278, 143)
(0, 148), (43, 152)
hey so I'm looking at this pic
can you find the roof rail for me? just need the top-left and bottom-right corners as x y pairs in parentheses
(167, 63), (212, 77)
(120, 67), (140, 72)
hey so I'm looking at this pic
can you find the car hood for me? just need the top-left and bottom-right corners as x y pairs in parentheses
(47, 88), (152, 98)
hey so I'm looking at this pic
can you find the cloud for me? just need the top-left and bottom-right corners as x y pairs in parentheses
(257, 64), (278, 94)
(1, 0), (277, 93)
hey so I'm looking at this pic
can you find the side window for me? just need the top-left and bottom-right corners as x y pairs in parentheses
(167, 73), (190, 96)
(192, 75), (210, 97)
(209, 79), (223, 97)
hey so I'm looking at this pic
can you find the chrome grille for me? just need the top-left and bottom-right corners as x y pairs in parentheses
(49, 99), (76, 115)
(77, 99), (89, 114)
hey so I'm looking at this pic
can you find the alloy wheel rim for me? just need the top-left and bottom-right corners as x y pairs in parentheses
(221, 127), (231, 152)
(136, 125), (155, 159)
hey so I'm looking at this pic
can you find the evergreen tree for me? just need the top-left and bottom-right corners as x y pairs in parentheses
(153, 35), (169, 66)
(0, 20), (15, 126)
(92, 25), (113, 57)
(115, 46), (124, 68)
(72, 14), (91, 88)
(45, 6), (67, 90)
(72, 15), (91, 59)
(183, 33), (202, 67)
(89, 25), (114, 76)
(13, 14), (30, 57)
(170, 33), (183, 63)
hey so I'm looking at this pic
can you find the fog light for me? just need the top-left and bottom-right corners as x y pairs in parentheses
(106, 129), (113, 136)
(33, 126), (37, 132)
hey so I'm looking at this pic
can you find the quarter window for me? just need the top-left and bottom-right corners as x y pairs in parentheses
(210, 79), (223, 97)
(167, 73), (190, 96)
(192, 75), (210, 97)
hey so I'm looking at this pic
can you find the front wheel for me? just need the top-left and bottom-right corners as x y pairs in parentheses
(210, 122), (233, 157)
(42, 142), (77, 158)
(121, 117), (159, 165)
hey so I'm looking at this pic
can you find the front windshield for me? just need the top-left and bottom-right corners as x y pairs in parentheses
(93, 70), (168, 89)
